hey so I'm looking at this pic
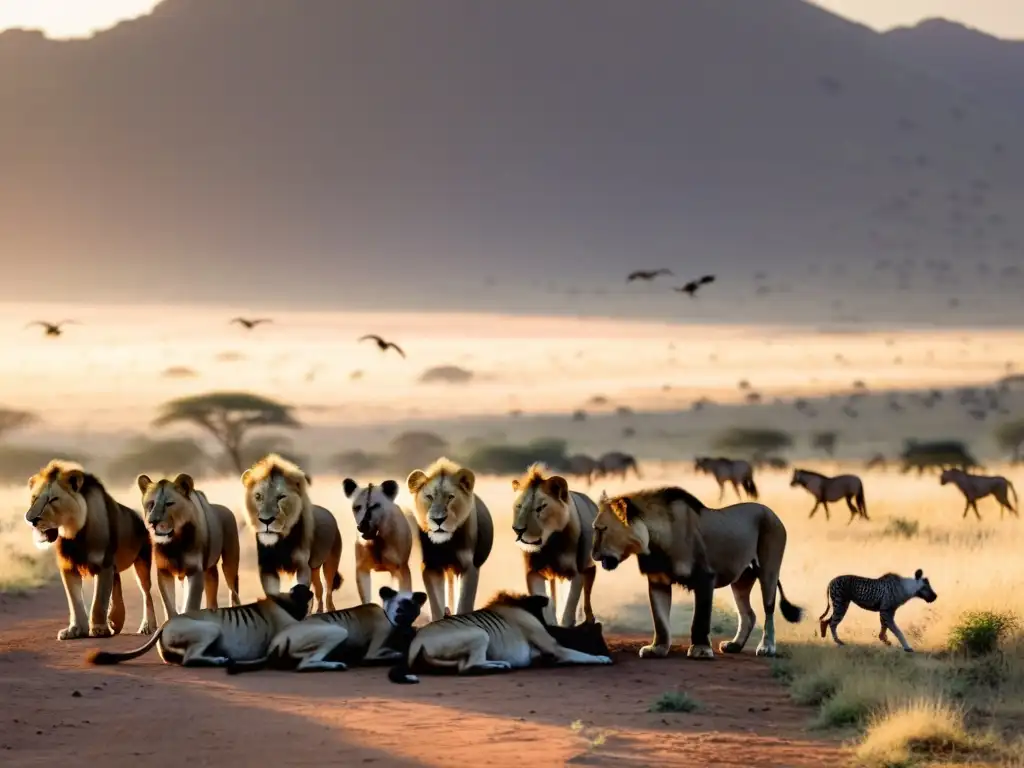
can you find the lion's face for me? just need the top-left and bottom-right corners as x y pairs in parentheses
(241, 467), (309, 545)
(510, 474), (571, 552)
(407, 465), (475, 544)
(25, 464), (89, 548)
(591, 498), (644, 571)
(343, 478), (401, 541)
(137, 473), (197, 544)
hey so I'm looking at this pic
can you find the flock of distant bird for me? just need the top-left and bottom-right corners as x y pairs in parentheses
(24, 316), (408, 358)
(626, 269), (717, 298)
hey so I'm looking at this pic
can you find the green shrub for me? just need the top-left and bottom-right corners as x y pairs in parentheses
(947, 610), (1019, 658)
(460, 438), (569, 475)
(649, 691), (700, 713)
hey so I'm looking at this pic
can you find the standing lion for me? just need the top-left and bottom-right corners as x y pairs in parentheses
(407, 458), (493, 622)
(510, 463), (597, 626)
(241, 454), (343, 613)
(592, 487), (802, 659)
(25, 460), (157, 640)
(137, 472), (242, 618)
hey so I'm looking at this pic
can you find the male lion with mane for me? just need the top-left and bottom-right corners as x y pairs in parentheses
(592, 487), (802, 659)
(510, 463), (597, 626)
(407, 457), (493, 621)
(241, 454), (343, 613)
(25, 460), (157, 640)
(137, 472), (242, 618)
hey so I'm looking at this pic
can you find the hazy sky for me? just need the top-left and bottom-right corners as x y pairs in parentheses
(0, 0), (1022, 39)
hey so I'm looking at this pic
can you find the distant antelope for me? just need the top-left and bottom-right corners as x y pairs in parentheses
(694, 456), (758, 501)
(939, 468), (1018, 521)
(595, 451), (641, 481)
(563, 454), (601, 487)
(790, 469), (868, 523)
(865, 453), (888, 472)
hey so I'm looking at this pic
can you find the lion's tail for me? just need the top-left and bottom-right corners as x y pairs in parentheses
(776, 580), (803, 623)
(87, 626), (164, 665)
(388, 640), (422, 685)
(742, 476), (759, 500)
(332, 572), (342, 591)
(818, 583), (832, 638)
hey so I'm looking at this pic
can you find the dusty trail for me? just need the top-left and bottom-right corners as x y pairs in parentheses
(0, 586), (843, 767)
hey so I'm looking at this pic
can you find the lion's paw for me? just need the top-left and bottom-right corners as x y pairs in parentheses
(686, 644), (715, 660)
(638, 643), (671, 659)
(137, 620), (157, 636)
(89, 624), (114, 639)
(719, 640), (745, 654)
(594, 655), (613, 665)
(58, 624), (88, 641)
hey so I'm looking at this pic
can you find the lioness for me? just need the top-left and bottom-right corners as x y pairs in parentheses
(511, 464), (597, 626)
(407, 458), (494, 621)
(241, 454), (343, 613)
(342, 478), (415, 602)
(26, 460), (157, 641)
(137, 473), (241, 618)
(88, 584), (313, 667)
(592, 487), (802, 659)
(388, 591), (613, 684)
(226, 586), (428, 673)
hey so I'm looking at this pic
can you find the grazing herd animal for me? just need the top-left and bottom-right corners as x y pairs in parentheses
(23, 445), (1013, 686)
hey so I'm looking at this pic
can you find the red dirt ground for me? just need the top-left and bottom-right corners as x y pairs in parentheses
(0, 587), (845, 767)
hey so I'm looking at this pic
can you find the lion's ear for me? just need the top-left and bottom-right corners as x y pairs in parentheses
(342, 478), (358, 498)
(173, 473), (195, 497)
(63, 469), (85, 494)
(455, 468), (475, 494)
(544, 475), (569, 504)
(379, 586), (397, 601)
(511, 478), (521, 492)
(598, 489), (609, 503)
(407, 470), (428, 494)
(137, 474), (153, 494)
(411, 591), (428, 607)
(380, 479), (400, 501)
(303, 473), (313, 487)
(609, 499), (631, 526)
(240, 469), (253, 487)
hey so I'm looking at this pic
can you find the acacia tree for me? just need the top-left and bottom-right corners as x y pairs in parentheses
(811, 430), (839, 457)
(152, 392), (301, 475)
(712, 427), (793, 457)
(0, 408), (39, 441)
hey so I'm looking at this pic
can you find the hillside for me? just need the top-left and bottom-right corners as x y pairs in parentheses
(2, 0), (1024, 322)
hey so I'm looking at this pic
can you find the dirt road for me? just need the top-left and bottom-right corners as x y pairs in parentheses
(0, 586), (843, 767)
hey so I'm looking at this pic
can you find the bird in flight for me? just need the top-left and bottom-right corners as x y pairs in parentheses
(627, 269), (672, 283)
(360, 334), (406, 358)
(674, 275), (716, 297)
(231, 317), (272, 330)
(26, 320), (78, 337)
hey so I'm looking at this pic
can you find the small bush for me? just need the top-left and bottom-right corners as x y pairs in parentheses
(460, 438), (569, 475)
(882, 518), (920, 539)
(791, 670), (839, 706)
(0, 546), (53, 592)
(947, 610), (1019, 658)
(815, 676), (886, 729)
(649, 691), (700, 713)
(855, 698), (997, 767)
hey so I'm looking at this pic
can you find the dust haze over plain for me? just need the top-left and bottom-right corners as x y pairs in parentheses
(2, 0), (1024, 325)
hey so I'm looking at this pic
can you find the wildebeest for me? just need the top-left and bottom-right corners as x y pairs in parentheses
(694, 456), (759, 501)
(900, 440), (979, 475)
(790, 469), (868, 523)
(595, 451), (641, 481)
(562, 454), (601, 487)
(939, 468), (1018, 521)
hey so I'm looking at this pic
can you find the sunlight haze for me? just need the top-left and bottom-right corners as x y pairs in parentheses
(1, 0), (1023, 39)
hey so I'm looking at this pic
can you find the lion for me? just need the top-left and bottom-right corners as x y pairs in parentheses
(241, 454), (343, 613)
(510, 463), (597, 626)
(225, 585), (428, 674)
(137, 473), (242, 618)
(592, 487), (803, 660)
(407, 458), (494, 622)
(342, 478), (415, 603)
(87, 584), (313, 667)
(388, 591), (613, 683)
(25, 460), (157, 641)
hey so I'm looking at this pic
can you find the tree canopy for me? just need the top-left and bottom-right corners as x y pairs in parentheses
(994, 420), (1024, 463)
(0, 408), (39, 441)
(152, 392), (301, 475)
(713, 427), (793, 456)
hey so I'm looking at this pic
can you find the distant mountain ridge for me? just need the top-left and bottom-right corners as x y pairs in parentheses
(2, 0), (1023, 324)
